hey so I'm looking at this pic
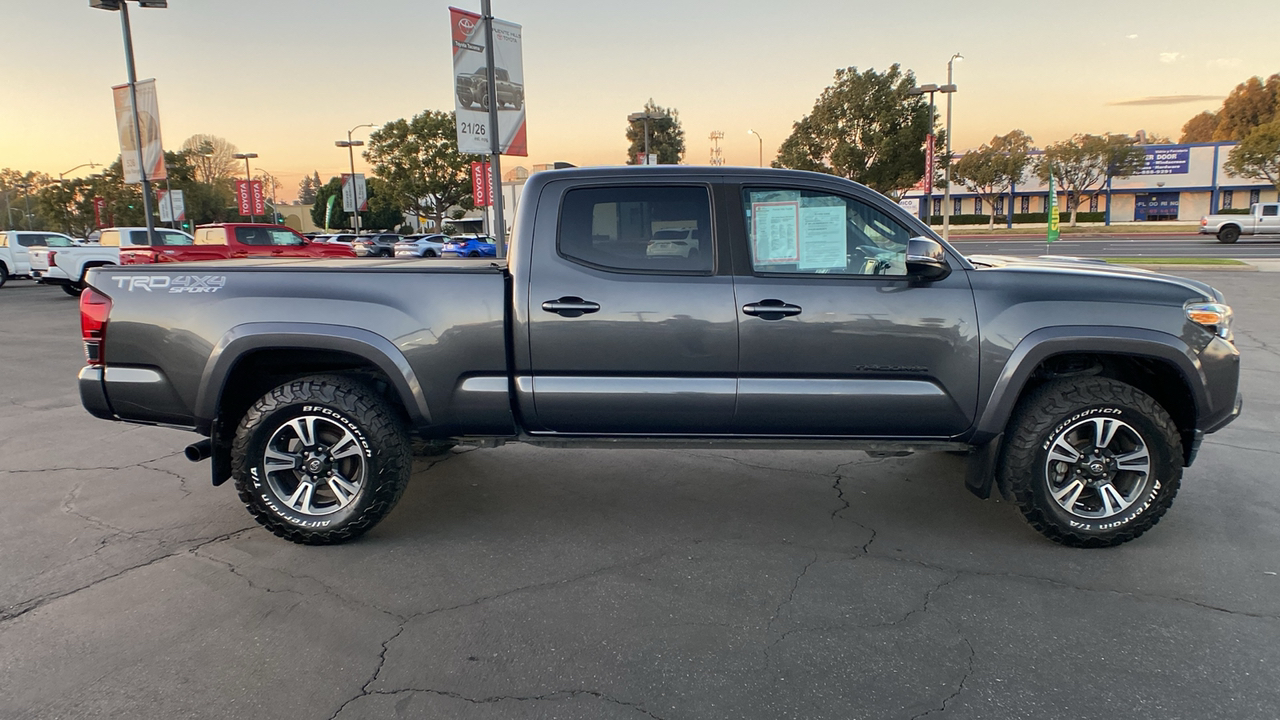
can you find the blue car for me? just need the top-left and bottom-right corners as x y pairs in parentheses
(441, 235), (496, 257)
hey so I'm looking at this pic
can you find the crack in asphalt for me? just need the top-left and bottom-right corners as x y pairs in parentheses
(1203, 440), (1280, 456)
(910, 622), (975, 720)
(874, 553), (1280, 621)
(0, 528), (255, 624)
(325, 549), (677, 720)
(334, 687), (668, 719)
(1, 450), (185, 476)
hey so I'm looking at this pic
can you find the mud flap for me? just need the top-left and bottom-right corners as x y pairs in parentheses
(964, 434), (1003, 500)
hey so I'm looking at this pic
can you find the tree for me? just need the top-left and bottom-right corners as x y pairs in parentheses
(180, 134), (240, 184)
(1213, 74), (1280, 141)
(1224, 119), (1280, 192)
(1036, 134), (1146, 226)
(365, 110), (476, 232)
(625, 100), (685, 165)
(950, 130), (1034, 230)
(1180, 112), (1218, 143)
(774, 65), (932, 195)
(297, 171), (320, 204)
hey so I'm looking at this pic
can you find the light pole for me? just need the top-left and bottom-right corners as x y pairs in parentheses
(628, 110), (663, 165)
(16, 182), (33, 230)
(748, 129), (764, 168)
(233, 152), (258, 222)
(336, 123), (376, 234)
(91, 0), (167, 243)
(59, 163), (100, 234)
(943, 53), (963, 241)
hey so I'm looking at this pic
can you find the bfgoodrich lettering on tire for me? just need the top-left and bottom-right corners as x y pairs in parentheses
(231, 374), (411, 545)
(999, 377), (1182, 548)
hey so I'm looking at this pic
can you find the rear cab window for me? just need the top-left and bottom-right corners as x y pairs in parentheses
(195, 228), (227, 245)
(557, 185), (713, 273)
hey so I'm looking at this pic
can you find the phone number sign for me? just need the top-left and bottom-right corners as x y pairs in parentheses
(1137, 147), (1189, 175)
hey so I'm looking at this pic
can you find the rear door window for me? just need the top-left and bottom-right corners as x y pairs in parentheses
(557, 185), (713, 273)
(1263, 206), (1279, 217)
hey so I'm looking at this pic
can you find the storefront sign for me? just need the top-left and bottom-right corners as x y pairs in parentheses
(1137, 147), (1189, 176)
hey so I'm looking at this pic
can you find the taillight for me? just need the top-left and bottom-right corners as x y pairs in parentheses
(48, 250), (58, 267)
(80, 288), (112, 365)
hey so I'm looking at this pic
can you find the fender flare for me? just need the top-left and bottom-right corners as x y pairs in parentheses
(194, 322), (431, 429)
(971, 325), (1206, 444)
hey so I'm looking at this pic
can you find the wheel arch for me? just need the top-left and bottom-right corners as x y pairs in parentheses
(196, 322), (431, 432)
(974, 327), (1206, 461)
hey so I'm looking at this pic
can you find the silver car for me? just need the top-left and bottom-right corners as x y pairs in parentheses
(394, 234), (447, 258)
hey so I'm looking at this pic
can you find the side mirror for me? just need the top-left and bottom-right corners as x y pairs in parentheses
(905, 237), (951, 282)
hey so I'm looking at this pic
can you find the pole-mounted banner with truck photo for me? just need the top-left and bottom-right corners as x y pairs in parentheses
(450, 7), (527, 156)
(112, 78), (167, 184)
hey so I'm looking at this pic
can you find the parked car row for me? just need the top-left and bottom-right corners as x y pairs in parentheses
(4, 227), (501, 293)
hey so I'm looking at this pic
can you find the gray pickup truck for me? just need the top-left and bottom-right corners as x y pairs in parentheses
(78, 167), (1241, 548)
(1200, 202), (1280, 243)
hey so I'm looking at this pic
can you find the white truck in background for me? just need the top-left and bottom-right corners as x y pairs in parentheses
(0, 231), (79, 289)
(30, 227), (193, 296)
(1199, 202), (1280, 243)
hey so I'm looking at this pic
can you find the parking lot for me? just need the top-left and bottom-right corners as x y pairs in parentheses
(1, 272), (1278, 720)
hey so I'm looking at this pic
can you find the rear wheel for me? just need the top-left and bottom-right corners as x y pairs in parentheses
(1218, 226), (1240, 244)
(62, 283), (83, 297)
(231, 374), (412, 545)
(0, 265), (8, 288)
(999, 377), (1182, 548)
(468, 250), (481, 257)
(423, 249), (437, 258)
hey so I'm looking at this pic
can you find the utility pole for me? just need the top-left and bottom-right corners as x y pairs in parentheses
(482, 0), (506, 258)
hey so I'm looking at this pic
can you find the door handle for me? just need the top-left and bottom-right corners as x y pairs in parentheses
(541, 296), (601, 318)
(742, 299), (802, 320)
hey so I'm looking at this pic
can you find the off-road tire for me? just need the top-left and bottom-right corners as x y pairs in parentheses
(231, 374), (412, 545)
(1218, 226), (1240, 244)
(999, 377), (1182, 548)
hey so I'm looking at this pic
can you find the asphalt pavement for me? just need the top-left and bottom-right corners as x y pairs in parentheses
(948, 232), (1280, 259)
(1, 276), (1278, 720)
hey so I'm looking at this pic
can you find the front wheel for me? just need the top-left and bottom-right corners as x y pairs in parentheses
(999, 377), (1182, 548)
(231, 374), (412, 544)
(1218, 226), (1240, 244)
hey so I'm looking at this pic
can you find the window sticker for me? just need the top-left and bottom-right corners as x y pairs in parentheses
(751, 201), (799, 264)
(797, 205), (846, 270)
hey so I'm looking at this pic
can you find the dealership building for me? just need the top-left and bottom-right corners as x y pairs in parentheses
(904, 141), (1276, 224)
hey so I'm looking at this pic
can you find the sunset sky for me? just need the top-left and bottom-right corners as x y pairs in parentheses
(4, 0), (1278, 200)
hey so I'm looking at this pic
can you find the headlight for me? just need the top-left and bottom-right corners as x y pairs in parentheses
(1186, 301), (1232, 338)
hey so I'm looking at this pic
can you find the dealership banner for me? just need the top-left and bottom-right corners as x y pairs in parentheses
(341, 174), (367, 213)
(112, 79), (167, 184)
(235, 180), (253, 217)
(450, 7), (527, 156)
(92, 197), (107, 228)
(471, 161), (492, 206)
(158, 188), (185, 222)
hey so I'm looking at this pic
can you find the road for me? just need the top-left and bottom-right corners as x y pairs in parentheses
(948, 233), (1280, 258)
(1, 277), (1277, 720)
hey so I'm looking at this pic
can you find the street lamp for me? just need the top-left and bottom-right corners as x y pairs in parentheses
(748, 129), (764, 168)
(15, 182), (33, 230)
(943, 53), (963, 241)
(335, 123), (376, 233)
(908, 83), (954, 224)
(233, 152), (258, 222)
(91, 0), (167, 243)
(58, 163), (100, 234)
(628, 111), (663, 165)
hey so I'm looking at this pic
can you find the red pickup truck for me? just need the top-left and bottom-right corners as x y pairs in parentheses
(121, 223), (355, 264)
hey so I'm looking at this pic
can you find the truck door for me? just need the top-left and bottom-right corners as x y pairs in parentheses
(524, 179), (738, 434)
(1258, 204), (1280, 235)
(727, 182), (979, 437)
